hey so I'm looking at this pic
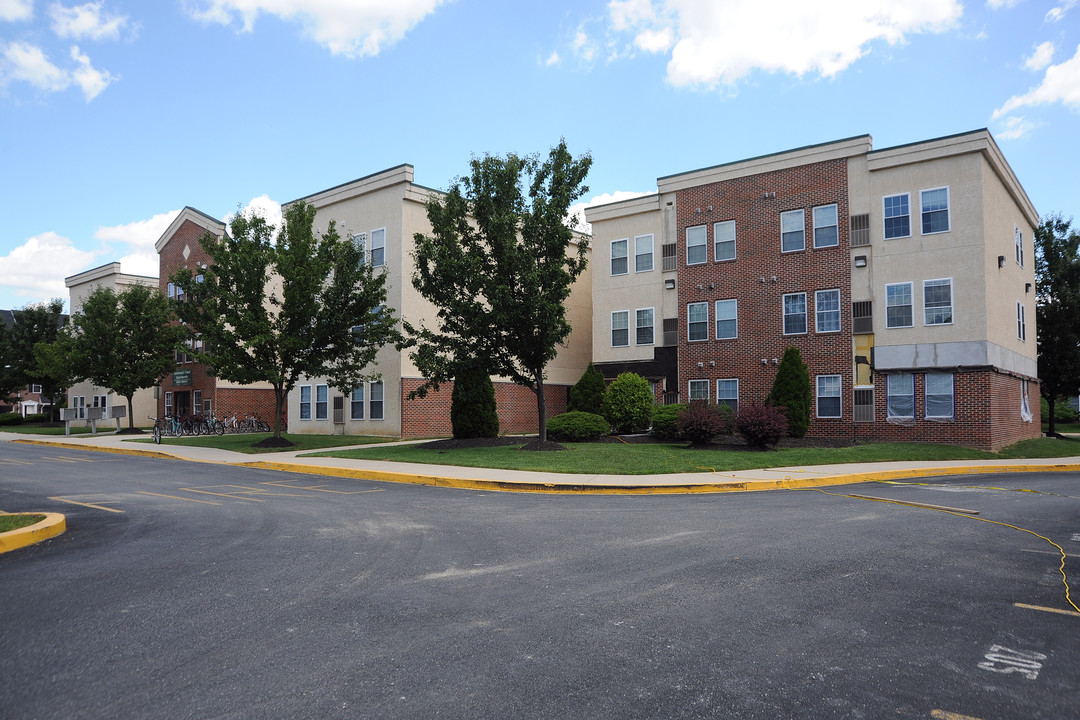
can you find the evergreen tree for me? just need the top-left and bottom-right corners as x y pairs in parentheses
(568, 362), (606, 414)
(1035, 214), (1080, 436)
(450, 362), (499, 439)
(767, 346), (812, 437)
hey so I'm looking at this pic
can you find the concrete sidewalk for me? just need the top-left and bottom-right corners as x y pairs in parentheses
(5, 430), (1080, 494)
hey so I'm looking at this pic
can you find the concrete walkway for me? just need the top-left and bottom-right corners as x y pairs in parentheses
(5, 429), (1080, 494)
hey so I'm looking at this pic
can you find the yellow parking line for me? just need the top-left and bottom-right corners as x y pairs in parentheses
(1014, 602), (1080, 618)
(48, 496), (124, 513)
(0, 458), (34, 465)
(931, 710), (985, 720)
(136, 491), (221, 506)
(180, 487), (264, 502)
(54, 455), (96, 463)
(261, 480), (385, 495)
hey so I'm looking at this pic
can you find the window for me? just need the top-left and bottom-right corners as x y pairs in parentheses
(1017, 302), (1026, 341)
(299, 385), (311, 420)
(923, 279), (953, 325)
(352, 232), (366, 256)
(920, 187), (950, 234)
(852, 301), (873, 334)
(164, 392), (172, 418)
(688, 379), (710, 401)
(369, 381), (384, 420)
(611, 239), (628, 275)
(854, 388), (874, 423)
(686, 225), (707, 265)
(370, 227), (385, 267)
(192, 391), (200, 414)
(850, 213), (870, 247)
(885, 283), (913, 328)
(1015, 226), (1024, 267)
(661, 243), (677, 271)
(813, 204), (839, 248)
(886, 374), (914, 419)
(31, 384), (42, 394)
(925, 373), (954, 419)
(611, 311), (629, 347)
(166, 282), (175, 299)
(715, 299), (737, 339)
(781, 210), (805, 252)
(714, 220), (736, 261)
(636, 308), (654, 345)
(884, 194), (911, 239)
(662, 317), (678, 346)
(816, 289), (841, 333)
(783, 293), (807, 335)
(350, 386), (365, 420)
(717, 379), (738, 413)
(687, 302), (708, 341)
(635, 234), (653, 272)
(315, 384), (328, 420)
(817, 375), (842, 418)
(73, 395), (86, 420)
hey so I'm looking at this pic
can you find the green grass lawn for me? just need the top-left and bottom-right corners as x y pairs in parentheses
(0, 424), (103, 435)
(0, 514), (46, 533)
(131, 432), (395, 454)
(1043, 421), (1080, 434)
(303, 436), (1080, 475)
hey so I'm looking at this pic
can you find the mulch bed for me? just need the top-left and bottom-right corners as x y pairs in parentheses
(418, 434), (853, 451)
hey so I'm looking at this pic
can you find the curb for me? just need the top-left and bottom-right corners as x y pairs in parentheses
(12, 438), (187, 461)
(0, 512), (67, 554)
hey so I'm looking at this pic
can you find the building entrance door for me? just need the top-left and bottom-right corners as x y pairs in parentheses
(174, 391), (191, 418)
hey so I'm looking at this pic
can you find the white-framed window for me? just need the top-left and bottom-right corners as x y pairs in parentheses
(883, 193), (911, 239)
(686, 225), (707, 265)
(885, 282), (913, 328)
(886, 374), (914, 419)
(73, 395), (86, 420)
(813, 204), (839, 248)
(781, 210), (805, 252)
(370, 227), (386, 267)
(191, 391), (200, 414)
(315, 384), (328, 420)
(714, 220), (736, 261)
(163, 391), (172, 418)
(611, 239), (628, 275)
(1017, 302), (1026, 341)
(688, 379), (710, 401)
(925, 373), (954, 419)
(923, 278), (953, 325)
(817, 375), (842, 418)
(717, 378), (738, 413)
(1015, 225), (1024, 267)
(715, 299), (737, 339)
(369, 381), (384, 420)
(635, 234), (654, 273)
(31, 383), (42, 394)
(299, 385), (311, 420)
(687, 302), (709, 341)
(166, 282), (175, 299)
(94, 394), (107, 408)
(815, 289), (841, 333)
(350, 386), (365, 420)
(920, 187), (950, 234)
(175, 282), (184, 302)
(783, 292), (807, 335)
(611, 311), (629, 347)
(636, 308), (654, 345)
(352, 231), (366, 256)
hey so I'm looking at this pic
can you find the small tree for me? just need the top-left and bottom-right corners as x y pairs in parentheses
(568, 362), (606, 414)
(1035, 214), (1080, 436)
(767, 346), (812, 437)
(450, 362), (499, 439)
(602, 372), (653, 434)
(0, 299), (68, 420)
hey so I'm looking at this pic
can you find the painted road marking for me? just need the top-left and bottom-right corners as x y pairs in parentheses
(48, 496), (125, 513)
(261, 480), (385, 495)
(977, 645), (1046, 680)
(53, 455), (97, 463)
(1014, 602), (1080, 618)
(136, 491), (221, 506)
(181, 486), (265, 502)
(931, 711), (985, 720)
(0, 458), (34, 465)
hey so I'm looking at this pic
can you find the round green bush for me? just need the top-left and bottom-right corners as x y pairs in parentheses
(0, 412), (24, 426)
(650, 403), (685, 440)
(23, 412), (48, 423)
(546, 411), (610, 442)
(601, 372), (654, 434)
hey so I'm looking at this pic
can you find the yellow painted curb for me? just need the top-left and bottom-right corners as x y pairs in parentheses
(12, 438), (181, 461)
(0, 512), (66, 554)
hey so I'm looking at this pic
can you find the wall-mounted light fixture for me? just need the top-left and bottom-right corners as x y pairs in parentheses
(665, 278), (676, 290)
(761, 358), (768, 365)
(998, 255), (1007, 268)
(697, 361), (704, 368)
(854, 255), (867, 268)
(709, 360), (716, 367)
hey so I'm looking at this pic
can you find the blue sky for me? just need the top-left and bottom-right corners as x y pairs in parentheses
(1, 0), (1078, 310)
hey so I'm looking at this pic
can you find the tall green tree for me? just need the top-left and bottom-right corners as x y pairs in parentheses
(409, 140), (592, 445)
(173, 200), (400, 444)
(450, 361), (500, 439)
(568, 362), (606, 415)
(767, 346), (812, 437)
(0, 299), (67, 419)
(1035, 214), (1080, 436)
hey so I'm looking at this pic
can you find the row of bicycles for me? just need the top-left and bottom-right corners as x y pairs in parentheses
(149, 411), (272, 443)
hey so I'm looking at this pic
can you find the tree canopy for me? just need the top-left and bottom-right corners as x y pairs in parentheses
(0, 299), (67, 419)
(408, 140), (592, 446)
(1035, 213), (1080, 435)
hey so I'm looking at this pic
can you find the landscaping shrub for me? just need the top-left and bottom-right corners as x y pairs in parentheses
(450, 364), (499, 439)
(650, 403), (685, 441)
(602, 372), (654, 434)
(0, 412), (23, 426)
(767, 347), (812, 437)
(1042, 396), (1079, 424)
(736, 402), (788, 448)
(546, 411), (610, 442)
(23, 413), (48, 423)
(568, 362), (606, 415)
(677, 401), (734, 446)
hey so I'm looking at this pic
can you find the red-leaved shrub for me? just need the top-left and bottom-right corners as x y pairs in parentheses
(677, 401), (734, 446)
(735, 402), (788, 448)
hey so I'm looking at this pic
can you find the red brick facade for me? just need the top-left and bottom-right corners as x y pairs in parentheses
(400, 378), (570, 438)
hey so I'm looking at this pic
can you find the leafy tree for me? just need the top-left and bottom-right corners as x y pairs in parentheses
(173, 200), (400, 444)
(0, 299), (67, 420)
(1035, 214), (1080, 436)
(409, 140), (592, 445)
(568, 362), (606, 415)
(767, 346), (812, 437)
(450, 362), (499, 439)
(601, 371), (653, 434)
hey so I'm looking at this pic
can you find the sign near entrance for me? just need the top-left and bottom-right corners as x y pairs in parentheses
(172, 369), (192, 386)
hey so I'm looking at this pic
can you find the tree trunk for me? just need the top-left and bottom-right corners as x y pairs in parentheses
(126, 395), (135, 429)
(1046, 393), (1057, 437)
(535, 373), (547, 443)
(273, 385), (285, 439)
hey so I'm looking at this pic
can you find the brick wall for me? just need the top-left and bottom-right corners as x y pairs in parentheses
(400, 378), (570, 438)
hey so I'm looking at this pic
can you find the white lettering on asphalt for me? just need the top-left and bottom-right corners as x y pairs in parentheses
(977, 645), (1046, 681)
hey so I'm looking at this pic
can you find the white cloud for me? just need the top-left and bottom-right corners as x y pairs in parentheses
(1024, 41), (1055, 71)
(48, 1), (131, 40)
(986, 0), (1022, 8)
(224, 195), (283, 233)
(634, 27), (673, 54)
(545, 50), (560, 67)
(69, 45), (116, 99)
(0, 231), (100, 305)
(568, 190), (654, 234)
(993, 43), (1080, 118)
(1045, 0), (1076, 22)
(0, 40), (117, 99)
(94, 209), (181, 250)
(187, 0), (446, 58)
(995, 115), (1042, 140)
(0, 0), (33, 21)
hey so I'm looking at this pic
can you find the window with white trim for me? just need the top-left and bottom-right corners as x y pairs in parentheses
(688, 379), (710, 401)
(369, 381), (384, 420)
(611, 239), (628, 275)
(884, 194), (911, 239)
(163, 392), (172, 418)
(817, 375), (842, 418)
(686, 225), (707, 265)
(920, 187), (950, 234)
(714, 220), (736, 261)
(687, 302), (708, 341)
(370, 228), (386, 267)
(783, 292), (807, 335)
(923, 278), (953, 325)
(885, 283), (913, 328)
(1015, 225), (1024, 267)
(813, 204), (839, 248)
(31, 384), (42, 394)
(715, 299), (737, 339)
(886, 374), (914, 419)
(299, 385), (312, 420)
(781, 210), (805, 252)
(717, 378), (738, 413)
(636, 308), (654, 345)
(815, 289), (840, 333)
(315, 384), (328, 420)
(350, 386), (365, 420)
(611, 311), (629, 347)
(73, 395), (86, 420)
(925, 373), (954, 419)
(635, 234), (653, 273)
(1017, 302), (1026, 341)
(352, 232), (366, 256)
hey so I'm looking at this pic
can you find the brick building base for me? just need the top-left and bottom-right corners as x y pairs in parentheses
(400, 378), (570, 438)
